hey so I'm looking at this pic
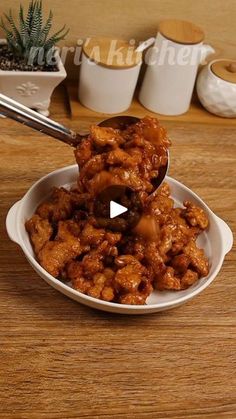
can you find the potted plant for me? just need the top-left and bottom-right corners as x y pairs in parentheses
(0, 1), (69, 116)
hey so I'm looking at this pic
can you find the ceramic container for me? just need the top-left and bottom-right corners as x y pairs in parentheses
(78, 37), (142, 114)
(0, 40), (67, 116)
(197, 59), (236, 118)
(6, 165), (233, 315)
(139, 20), (215, 115)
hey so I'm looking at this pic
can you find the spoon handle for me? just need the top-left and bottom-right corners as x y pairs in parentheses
(0, 93), (83, 147)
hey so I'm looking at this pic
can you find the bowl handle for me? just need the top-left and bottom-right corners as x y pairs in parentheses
(215, 215), (233, 255)
(6, 200), (21, 245)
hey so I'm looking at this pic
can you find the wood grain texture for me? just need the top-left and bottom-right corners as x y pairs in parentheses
(211, 60), (236, 83)
(159, 19), (204, 44)
(0, 0), (236, 78)
(82, 37), (142, 68)
(0, 86), (236, 418)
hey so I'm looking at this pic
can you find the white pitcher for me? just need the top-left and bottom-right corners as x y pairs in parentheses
(139, 20), (215, 115)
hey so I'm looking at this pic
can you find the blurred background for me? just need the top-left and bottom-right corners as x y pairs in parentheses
(0, 0), (235, 79)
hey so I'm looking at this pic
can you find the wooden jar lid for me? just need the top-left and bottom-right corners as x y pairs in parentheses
(82, 37), (142, 69)
(211, 60), (236, 83)
(159, 19), (204, 45)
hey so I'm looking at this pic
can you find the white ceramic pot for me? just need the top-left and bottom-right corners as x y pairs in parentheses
(197, 60), (236, 118)
(6, 165), (233, 315)
(0, 40), (66, 116)
(139, 33), (215, 115)
(78, 37), (155, 114)
(78, 49), (141, 114)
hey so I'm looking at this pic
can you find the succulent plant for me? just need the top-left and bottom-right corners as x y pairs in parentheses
(0, 0), (69, 66)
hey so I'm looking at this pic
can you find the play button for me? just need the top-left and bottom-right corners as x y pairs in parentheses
(93, 185), (143, 231)
(110, 201), (128, 219)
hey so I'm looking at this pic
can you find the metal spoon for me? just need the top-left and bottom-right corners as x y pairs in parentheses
(0, 93), (169, 190)
(0, 93), (83, 147)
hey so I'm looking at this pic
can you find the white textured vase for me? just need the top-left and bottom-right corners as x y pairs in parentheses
(0, 40), (66, 116)
(197, 60), (236, 118)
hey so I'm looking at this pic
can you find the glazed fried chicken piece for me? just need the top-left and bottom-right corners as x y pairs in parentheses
(180, 269), (199, 289)
(124, 116), (171, 148)
(87, 170), (122, 194)
(123, 117), (170, 170)
(25, 214), (53, 255)
(105, 231), (122, 246)
(158, 182), (171, 197)
(37, 187), (74, 222)
(80, 239), (118, 279)
(38, 220), (81, 277)
(37, 187), (91, 221)
(155, 265), (199, 291)
(115, 264), (142, 293)
(112, 167), (153, 192)
(79, 154), (105, 180)
(147, 193), (174, 223)
(116, 167), (151, 190)
(80, 221), (106, 246)
(183, 240), (209, 277)
(162, 209), (200, 255)
(74, 137), (93, 166)
(182, 201), (209, 229)
(87, 272), (115, 301)
(124, 133), (156, 154)
(114, 255), (153, 305)
(114, 255), (144, 293)
(90, 125), (124, 148)
(106, 148), (138, 168)
(67, 261), (87, 288)
(67, 261), (115, 302)
(68, 263), (115, 301)
(119, 292), (148, 305)
(169, 254), (199, 289)
(171, 254), (191, 274)
(144, 242), (165, 275)
(122, 239), (146, 262)
(81, 252), (104, 278)
(155, 266), (181, 291)
(136, 116), (171, 149)
(158, 224), (175, 256)
(87, 166), (153, 195)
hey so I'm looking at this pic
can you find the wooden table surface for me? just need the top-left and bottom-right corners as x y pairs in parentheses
(1, 86), (235, 419)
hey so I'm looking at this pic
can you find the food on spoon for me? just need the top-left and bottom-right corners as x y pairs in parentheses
(75, 116), (170, 198)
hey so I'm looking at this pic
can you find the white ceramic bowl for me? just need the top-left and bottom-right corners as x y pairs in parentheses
(197, 59), (236, 118)
(6, 165), (233, 314)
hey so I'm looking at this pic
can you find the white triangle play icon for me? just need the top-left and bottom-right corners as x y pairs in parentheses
(110, 201), (128, 219)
